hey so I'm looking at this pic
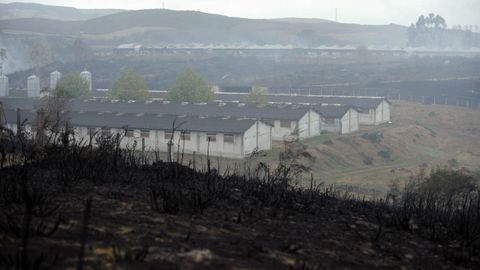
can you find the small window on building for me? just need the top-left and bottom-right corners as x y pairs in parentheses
(88, 127), (97, 136)
(164, 131), (173, 140)
(224, 134), (234, 143)
(101, 128), (110, 136)
(125, 129), (134, 137)
(140, 129), (150, 138)
(280, 120), (291, 128)
(181, 132), (191, 141)
(206, 133), (217, 142)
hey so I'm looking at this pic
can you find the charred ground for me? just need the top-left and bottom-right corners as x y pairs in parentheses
(0, 127), (479, 269)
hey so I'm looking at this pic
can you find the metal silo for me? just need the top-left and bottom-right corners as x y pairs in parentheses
(50, 70), (62, 90)
(27, 75), (41, 97)
(80, 69), (92, 92)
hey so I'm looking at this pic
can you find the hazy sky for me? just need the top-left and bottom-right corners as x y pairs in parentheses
(1, 0), (480, 26)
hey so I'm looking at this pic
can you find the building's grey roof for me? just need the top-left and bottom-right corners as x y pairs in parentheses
(91, 90), (389, 110)
(312, 105), (352, 118)
(2, 108), (36, 126)
(1, 98), (39, 110)
(1, 98), (313, 122)
(215, 93), (389, 110)
(2, 108), (263, 135)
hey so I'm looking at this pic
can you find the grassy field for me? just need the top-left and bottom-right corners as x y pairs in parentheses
(181, 101), (480, 195)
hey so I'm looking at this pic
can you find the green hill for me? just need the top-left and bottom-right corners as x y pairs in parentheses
(0, 2), (123, 21)
(0, 8), (407, 47)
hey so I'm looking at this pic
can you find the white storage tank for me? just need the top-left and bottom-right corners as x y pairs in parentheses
(50, 70), (62, 90)
(0, 74), (8, 97)
(80, 69), (92, 91)
(27, 75), (41, 97)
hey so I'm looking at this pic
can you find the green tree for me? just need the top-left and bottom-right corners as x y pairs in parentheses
(53, 73), (90, 98)
(244, 85), (267, 104)
(108, 70), (148, 101)
(166, 69), (214, 102)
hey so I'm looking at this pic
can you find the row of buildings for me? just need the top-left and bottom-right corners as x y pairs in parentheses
(0, 94), (391, 158)
(94, 90), (390, 126)
(0, 70), (93, 98)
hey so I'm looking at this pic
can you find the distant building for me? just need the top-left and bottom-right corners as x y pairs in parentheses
(2, 108), (272, 159)
(50, 70), (62, 90)
(0, 74), (8, 97)
(80, 70), (92, 91)
(27, 75), (41, 97)
(315, 105), (359, 134)
(213, 93), (391, 125)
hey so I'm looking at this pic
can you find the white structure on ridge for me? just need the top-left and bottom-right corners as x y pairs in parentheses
(80, 69), (92, 91)
(0, 74), (8, 97)
(50, 70), (62, 90)
(27, 75), (41, 97)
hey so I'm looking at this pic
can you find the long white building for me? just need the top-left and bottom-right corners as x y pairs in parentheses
(2, 109), (272, 159)
(92, 89), (389, 126)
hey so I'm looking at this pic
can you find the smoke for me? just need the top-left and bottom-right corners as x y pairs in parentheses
(0, 39), (33, 75)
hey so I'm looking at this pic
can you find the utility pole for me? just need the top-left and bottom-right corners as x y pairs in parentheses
(335, 8), (338, 22)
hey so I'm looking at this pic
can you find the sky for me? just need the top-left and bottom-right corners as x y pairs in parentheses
(1, 0), (480, 26)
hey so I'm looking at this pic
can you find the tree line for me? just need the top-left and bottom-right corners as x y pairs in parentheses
(55, 68), (266, 104)
(408, 13), (480, 48)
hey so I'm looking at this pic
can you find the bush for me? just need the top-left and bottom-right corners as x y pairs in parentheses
(361, 132), (383, 144)
(448, 158), (459, 167)
(386, 169), (480, 265)
(363, 156), (373, 165)
(323, 139), (334, 145)
(377, 149), (392, 161)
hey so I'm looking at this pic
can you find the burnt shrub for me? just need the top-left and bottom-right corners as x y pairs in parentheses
(377, 149), (392, 161)
(385, 169), (480, 267)
(363, 156), (373, 165)
(361, 132), (384, 144)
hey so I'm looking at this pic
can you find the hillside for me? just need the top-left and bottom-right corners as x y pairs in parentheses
(252, 101), (480, 194)
(0, 142), (478, 269)
(0, 8), (408, 47)
(0, 2), (123, 21)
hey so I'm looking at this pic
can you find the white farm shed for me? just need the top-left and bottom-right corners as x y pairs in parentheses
(208, 93), (391, 126)
(2, 109), (272, 159)
(314, 105), (359, 134)
(30, 99), (322, 142)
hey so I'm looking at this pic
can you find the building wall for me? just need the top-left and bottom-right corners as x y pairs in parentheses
(349, 109), (360, 133)
(70, 125), (270, 159)
(297, 110), (321, 139)
(272, 120), (296, 140)
(243, 121), (272, 155)
(340, 109), (359, 134)
(271, 111), (319, 141)
(320, 118), (341, 133)
(358, 109), (376, 125)
(375, 103), (383, 125)
(358, 101), (390, 126)
(309, 110), (321, 137)
(297, 112), (310, 139)
(380, 100), (391, 123)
